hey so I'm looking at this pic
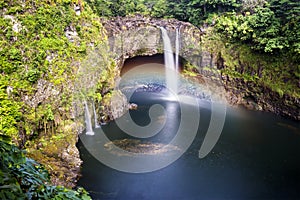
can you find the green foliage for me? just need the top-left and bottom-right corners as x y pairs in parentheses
(215, 0), (300, 54)
(209, 0), (299, 100)
(0, 137), (91, 199)
(202, 29), (300, 98)
(0, 79), (22, 140)
(0, 0), (112, 191)
(86, 0), (241, 24)
(182, 61), (199, 77)
(166, 0), (241, 26)
(86, 0), (170, 18)
(148, 0), (169, 18)
(0, 0), (108, 145)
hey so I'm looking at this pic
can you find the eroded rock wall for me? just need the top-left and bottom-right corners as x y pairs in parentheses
(102, 15), (299, 120)
(101, 15), (203, 68)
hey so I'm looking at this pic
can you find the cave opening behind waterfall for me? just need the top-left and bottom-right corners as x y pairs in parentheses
(120, 54), (184, 76)
(119, 54), (190, 100)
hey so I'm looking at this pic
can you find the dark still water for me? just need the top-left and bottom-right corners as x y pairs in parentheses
(77, 92), (300, 200)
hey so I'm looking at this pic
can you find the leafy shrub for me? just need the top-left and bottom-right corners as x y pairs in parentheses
(0, 136), (91, 200)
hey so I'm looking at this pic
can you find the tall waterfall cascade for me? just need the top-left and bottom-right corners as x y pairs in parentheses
(84, 101), (95, 135)
(160, 27), (180, 95)
(175, 27), (180, 72)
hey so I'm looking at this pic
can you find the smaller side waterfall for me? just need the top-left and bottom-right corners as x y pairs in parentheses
(84, 101), (94, 135)
(92, 101), (100, 128)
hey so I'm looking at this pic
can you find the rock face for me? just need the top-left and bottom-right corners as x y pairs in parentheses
(101, 15), (203, 69)
(102, 15), (299, 120)
(222, 76), (300, 120)
(110, 90), (130, 119)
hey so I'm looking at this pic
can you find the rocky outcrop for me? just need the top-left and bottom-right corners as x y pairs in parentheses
(101, 15), (203, 68)
(222, 75), (300, 120)
(102, 15), (299, 120)
(197, 52), (299, 120)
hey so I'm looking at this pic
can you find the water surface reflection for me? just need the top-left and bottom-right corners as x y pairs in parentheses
(78, 93), (300, 199)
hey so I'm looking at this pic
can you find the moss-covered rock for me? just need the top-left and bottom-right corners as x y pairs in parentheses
(0, 0), (113, 187)
(201, 28), (300, 120)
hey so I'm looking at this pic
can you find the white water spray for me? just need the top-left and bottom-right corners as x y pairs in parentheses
(160, 27), (178, 95)
(84, 101), (94, 135)
(175, 27), (180, 72)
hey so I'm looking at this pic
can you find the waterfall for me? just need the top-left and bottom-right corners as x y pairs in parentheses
(160, 27), (178, 94)
(92, 100), (100, 128)
(175, 27), (180, 72)
(84, 101), (94, 135)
